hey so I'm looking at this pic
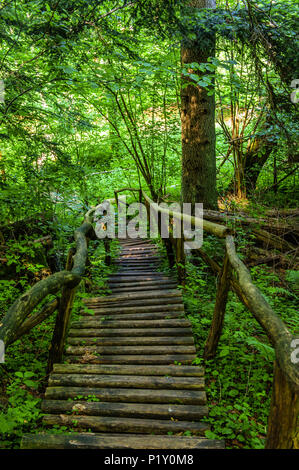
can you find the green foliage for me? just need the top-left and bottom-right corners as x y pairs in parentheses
(0, 0), (297, 451)
(183, 238), (298, 449)
(0, 370), (43, 448)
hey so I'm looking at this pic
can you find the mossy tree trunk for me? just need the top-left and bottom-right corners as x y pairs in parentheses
(181, 0), (217, 211)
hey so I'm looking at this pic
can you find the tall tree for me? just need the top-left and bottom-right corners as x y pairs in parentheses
(181, 0), (217, 210)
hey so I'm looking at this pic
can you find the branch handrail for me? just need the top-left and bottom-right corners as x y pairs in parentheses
(0, 205), (99, 364)
(138, 192), (297, 377)
(142, 190), (230, 238)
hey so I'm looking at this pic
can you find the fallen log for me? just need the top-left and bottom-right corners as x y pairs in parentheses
(202, 209), (299, 236)
(252, 228), (296, 252)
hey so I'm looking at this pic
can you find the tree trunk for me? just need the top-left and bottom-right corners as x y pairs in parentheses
(181, 0), (217, 210)
(243, 138), (274, 195)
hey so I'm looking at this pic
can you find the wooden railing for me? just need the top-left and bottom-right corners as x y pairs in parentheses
(1, 190), (298, 448)
(0, 206), (99, 374)
(115, 187), (299, 449)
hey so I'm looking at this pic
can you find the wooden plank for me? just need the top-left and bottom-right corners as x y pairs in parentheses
(21, 433), (225, 449)
(117, 253), (159, 257)
(41, 399), (208, 419)
(68, 327), (192, 337)
(120, 247), (158, 251)
(52, 364), (204, 376)
(116, 271), (163, 275)
(70, 319), (191, 329)
(119, 254), (158, 258)
(108, 276), (175, 282)
(65, 354), (196, 365)
(116, 259), (159, 263)
(116, 262), (160, 267)
(48, 374), (204, 390)
(76, 312), (184, 321)
(80, 305), (185, 315)
(108, 274), (174, 279)
(120, 242), (153, 247)
(118, 258), (159, 262)
(42, 414), (209, 435)
(120, 246), (157, 250)
(117, 271), (161, 275)
(45, 386), (206, 404)
(83, 289), (182, 303)
(81, 301), (184, 312)
(67, 335), (194, 346)
(65, 344), (196, 356)
(108, 280), (177, 287)
(109, 285), (178, 294)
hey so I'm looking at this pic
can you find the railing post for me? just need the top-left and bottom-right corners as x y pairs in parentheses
(159, 211), (175, 268)
(175, 223), (186, 285)
(104, 238), (111, 266)
(144, 194), (175, 268)
(204, 251), (232, 359)
(47, 248), (77, 375)
(265, 360), (299, 449)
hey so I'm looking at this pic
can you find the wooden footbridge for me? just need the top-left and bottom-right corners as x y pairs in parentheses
(21, 237), (224, 449)
(0, 189), (298, 449)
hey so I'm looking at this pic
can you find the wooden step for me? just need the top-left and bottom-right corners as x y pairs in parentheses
(70, 319), (191, 329)
(117, 255), (159, 260)
(41, 399), (208, 420)
(65, 354), (196, 365)
(21, 432), (225, 449)
(108, 276), (175, 282)
(117, 271), (163, 275)
(109, 285), (177, 294)
(81, 302), (184, 313)
(77, 312), (184, 321)
(120, 242), (153, 247)
(108, 280), (177, 287)
(119, 253), (159, 257)
(117, 264), (159, 268)
(117, 271), (161, 275)
(48, 374), (204, 390)
(65, 345), (196, 356)
(81, 301), (184, 312)
(67, 335), (194, 346)
(42, 414), (209, 435)
(116, 258), (160, 263)
(120, 246), (158, 250)
(83, 289), (182, 303)
(52, 363), (204, 376)
(45, 386), (206, 404)
(80, 305), (185, 316)
(108, 273), (175, 279)
(68, 327), (193, 337)
(108, 277), (175, 283)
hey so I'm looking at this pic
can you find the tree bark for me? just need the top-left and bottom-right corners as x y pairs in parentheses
(181, 0), (217, 210)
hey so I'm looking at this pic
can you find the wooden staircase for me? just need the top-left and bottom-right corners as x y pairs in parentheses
(21, 238), (224, 449)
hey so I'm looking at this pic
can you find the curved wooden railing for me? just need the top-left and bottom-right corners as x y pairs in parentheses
(115, 187), (298, 449)
(0, 206), (101, 373)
